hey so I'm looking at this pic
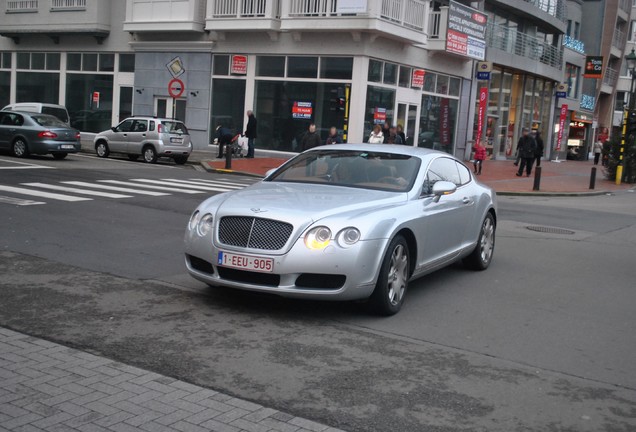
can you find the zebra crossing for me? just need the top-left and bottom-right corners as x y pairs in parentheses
(0, 177), (254, 206)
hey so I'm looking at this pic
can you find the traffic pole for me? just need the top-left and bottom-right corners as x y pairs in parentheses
(589, 167), (597, 190)
(617, 109), (627, 185)
(533, 166), (541, 191)
(225, 141), (232, 169)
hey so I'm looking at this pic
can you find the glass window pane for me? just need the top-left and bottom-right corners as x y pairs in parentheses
(383, 63), (397, 85)
(436, 74), (449, 94)
(83, 54), (98, 71)
(449, 77), (461, 96)
(16, 72), (59, 103)
(368, 59), (382, 82)
(99, 53), (115, 72)
(399, 66), (411, 88)
(256, 56), (285, 77)
(210, 78), (246, 142)
(213, 55), (229, 75)
(67, 53), (82, 71)
(31, 53), (45, 70)
(17, 53), (30, 69)
(119, 54), (135, 72)
(66, 73), (113, 132)
(0, 71), (10, 108)
(320, 57), (353, 79)
(364, 85), (395, 141)
(423, 72), (436, 93)
(46, 53), (60, 70)
(288, 56), (318, 78)
(1, 53), (11, 69)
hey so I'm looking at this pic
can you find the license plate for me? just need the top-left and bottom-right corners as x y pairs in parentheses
(218, 251), (274, 273)
(170, 137), (183, 143)
(60, 144), (75, 149)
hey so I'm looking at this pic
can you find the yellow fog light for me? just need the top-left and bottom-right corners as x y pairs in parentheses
(304, 226), (332, 250)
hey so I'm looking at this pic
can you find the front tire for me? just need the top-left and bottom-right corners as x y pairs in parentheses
(143, 146), (158, 163)
(11, 138), (29, 158)
(369, 235), (410, 316)
(52, 153), (68, 160)
(463, 213), (495, 270)
(95, 141), (110, 158)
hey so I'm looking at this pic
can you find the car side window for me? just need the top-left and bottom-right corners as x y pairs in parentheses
(117, 119), (134, 132)
(0, 113), (12, 126)
(149, 121), (155, 132)
(456, 161), (471, 185)
(132, 120), (148, 132)
(422, 157), (462, 194)
(13, 115), (24, 126)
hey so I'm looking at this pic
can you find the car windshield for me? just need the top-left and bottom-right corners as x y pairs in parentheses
(267, 149), (421, 192)
(32, 114), (68, 128)
(41, 107), (69, 124)
(163, 121), (188, 134)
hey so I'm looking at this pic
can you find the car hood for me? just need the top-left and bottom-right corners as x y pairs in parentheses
(212, 181), (406, 223)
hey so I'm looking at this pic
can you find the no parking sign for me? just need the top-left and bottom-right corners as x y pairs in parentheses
(168, 78), (184, 98)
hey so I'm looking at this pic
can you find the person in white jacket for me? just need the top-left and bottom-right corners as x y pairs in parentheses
(368, 124), (384, 144)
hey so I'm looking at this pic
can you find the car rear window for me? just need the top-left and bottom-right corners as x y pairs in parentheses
(41, 107), (69, 124)
(32, 114), (68, 128)
(162, 121), (188, 134)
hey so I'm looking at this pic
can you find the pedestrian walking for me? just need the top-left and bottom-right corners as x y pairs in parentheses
(386, 126), (404, 144)
(244, 110), (257, 158)
(396, 124), (407, 144)
(534, 130), (544, 167)
(368, 125), (384, 143)
(382, 121), (391, 143)
(325, 126), (342, 144)
(300, 123), (322, 151)
(515, 127), (537, 177)
(593, 139), (603, 165)
(472, 141), (487, 175)
(215, 124), (235, 158)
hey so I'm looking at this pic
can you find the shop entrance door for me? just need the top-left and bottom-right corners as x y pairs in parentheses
(396, 103), (419, 146)
(155, 97), (186, 121)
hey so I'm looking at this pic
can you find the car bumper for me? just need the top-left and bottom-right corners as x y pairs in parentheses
(184, 235), (388, 301)
(159, 143), (192, 157)
(30, 140), (80, 155)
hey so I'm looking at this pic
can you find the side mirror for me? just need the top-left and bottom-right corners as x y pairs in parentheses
(431, 181), (457, 202)
(111, 127), (117, 132)
(264, 168), (277, 179)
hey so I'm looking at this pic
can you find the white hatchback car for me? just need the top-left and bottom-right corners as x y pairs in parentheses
(93, 116), (192, 164)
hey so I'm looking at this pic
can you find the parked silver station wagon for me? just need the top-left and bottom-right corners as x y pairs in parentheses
(93, 116), (192, 164)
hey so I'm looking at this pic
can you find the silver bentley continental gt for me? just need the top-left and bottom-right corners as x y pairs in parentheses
(184, 144), (497, 315)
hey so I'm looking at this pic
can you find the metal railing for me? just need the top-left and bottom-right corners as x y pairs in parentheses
(6, 0), (38, 11)
(51, 0), (86, 9)
(487, 22), (563, 69)
(524, 0), (567, 22)
(613, 29), (626, 50)
(603, 67), (618, 87)
(209, 0), (275, 18)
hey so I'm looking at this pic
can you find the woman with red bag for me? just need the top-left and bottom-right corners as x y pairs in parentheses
(472, 141), (487, 175)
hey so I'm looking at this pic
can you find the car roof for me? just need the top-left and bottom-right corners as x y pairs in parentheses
(305, 143), (452, 159)
(124, 116), (184, 122)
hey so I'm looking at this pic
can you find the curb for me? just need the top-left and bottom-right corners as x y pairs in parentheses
(199, 162), (266, 178)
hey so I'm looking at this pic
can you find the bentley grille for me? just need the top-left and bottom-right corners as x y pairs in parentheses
(218, 216), (293, 250)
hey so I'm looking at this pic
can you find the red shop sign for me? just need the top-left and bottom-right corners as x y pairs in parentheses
(231, 55), (248, 75)
(412, 69), (425, 88)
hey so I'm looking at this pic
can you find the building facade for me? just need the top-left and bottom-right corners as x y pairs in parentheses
(0, 0), (582, 161)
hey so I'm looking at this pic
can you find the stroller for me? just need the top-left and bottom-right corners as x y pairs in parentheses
(228, 134), (248, 158)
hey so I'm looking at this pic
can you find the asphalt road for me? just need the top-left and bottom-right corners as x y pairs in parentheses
(1, 153), (635, 431)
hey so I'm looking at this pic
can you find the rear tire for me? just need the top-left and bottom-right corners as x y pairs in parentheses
(369, 235), (410, 316)
(143, 146), (158, 163)
(52, 153), (68, 160)
(95, 141), (110, 158)
(11, 138), (29, 158)
(173, 156), (188, 165)
(463, 213), (496, 270)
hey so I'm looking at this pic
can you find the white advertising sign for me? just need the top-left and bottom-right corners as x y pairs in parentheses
(336, 0), (367, 14)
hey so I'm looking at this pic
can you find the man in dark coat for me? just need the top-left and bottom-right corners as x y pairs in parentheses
(516, 127), (537, 177)
(215, 124), (234, 159)
(301, 123), (322, 151)
(244, 110), (257, 158)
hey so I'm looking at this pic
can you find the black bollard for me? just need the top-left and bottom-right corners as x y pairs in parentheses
(533, 166), (541, 191)
(589, 167), (597, 190)
(225, 142), (232, 169)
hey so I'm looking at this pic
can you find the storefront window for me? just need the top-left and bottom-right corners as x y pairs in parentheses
(287, 56), (318, 78)
(383, 63), (397, 85)
(256, 56), (285, 77)
(364, 85), (395, 141)
(423, 72), (436, 93)
(436, 74), (449, 94)
(31, 53), (45, 70)
(0, 71), (9, 108)
(1, 52), (10, 69)
(449, 77), (460, 97)
(67, 53), (82, 71)
(398, 66), (411, 88)
(320, 57), (353, 80)
(16, 72), (59, 103)
(83, 54), (98, 72)
(17, 53), (30, 69)
(214, 55), (230, 75)
(99, 54), (115, 72)
(368, 59), (382, 82)
(66, 74), (113, 132)
(255, 80), (349, 151)
(210, 79), (246, 142)
(419, 94), (458, 154)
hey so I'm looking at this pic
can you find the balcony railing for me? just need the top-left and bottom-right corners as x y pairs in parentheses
(524, 0), (567, 22)
(619, 0), (630, 14)
(429, 10), (442, 38)
(51, 0), (86, 10)
(6, 0), (38, 11)
(487, 22), (563, 69)
(210, 0), (272, 17)
(603, 67), (618, 87)
(613, 29), (626, 50)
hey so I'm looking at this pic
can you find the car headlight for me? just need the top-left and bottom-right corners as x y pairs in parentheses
(304, 226), (332, 250)
(189, 210), (201, 231)
(336, 227), (361, 247)
(197, 213), (214, 237)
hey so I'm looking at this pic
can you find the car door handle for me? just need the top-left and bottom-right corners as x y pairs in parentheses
(141, 134), (146, 137)
(462, 197), (472, 205)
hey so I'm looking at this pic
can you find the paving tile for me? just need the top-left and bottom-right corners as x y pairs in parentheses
(181, 407), (223, 425)
(196, 398), (234, 413)
(153, 410), (192, 426)
(122, 410), (164, 427)
(243, 407), (277, 423)
(1, 412), (44, 429)
(214, 407), (250, 423)
(258, 418), (301, 432)
(271, 412), (295, 422)
(93, 411), (136, 428)
(182, 389), (219, 403)
(30, 411), (74, 429)
(172, 420), (209, 432)
(54, 401), (91, 417)
(139, 399), (178, 415)
(139, 421), (178, 432)
(289, 417), (329, 432)
(199, 418), (242, 432)
(230, 418), (272, 432)
(225, 397), (262, 412)
(62, 411), (105, 428)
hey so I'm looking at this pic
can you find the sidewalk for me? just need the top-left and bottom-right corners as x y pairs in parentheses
(192, 148), (635, 196)
(0, 327), (344, 432)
